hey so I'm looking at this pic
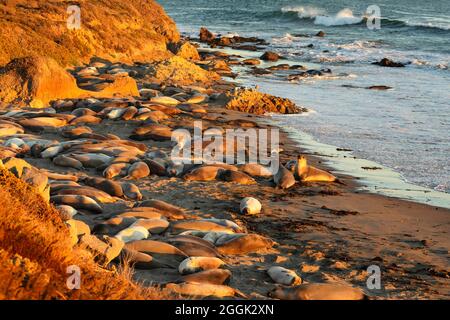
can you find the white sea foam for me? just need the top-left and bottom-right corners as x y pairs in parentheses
(281, 5), (326, 18)
(314, 9), (363, 26)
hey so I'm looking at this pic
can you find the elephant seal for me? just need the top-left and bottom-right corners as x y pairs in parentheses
(53, 186), (116, 204)
(240, 197), (262, 215)
(268, 283), (366, 300)
(115, 226), (149, 243)
(103, 163), (129, 179)
(295, 155), (337, 182)
(218, 170), (257, 185)
(92, 217), (137, 236)
(183, 166), (223, 181)
(125, 161), (150, 180)
(166, 234), (217, 250)
(178, 269), (232, 285)
(137, 199), (185, 219)
(40, 144), (64, 158)
(120, 248), (171, 269)
(125, 240), (188, 269)
(150, 96), (180, 106)
(50, 195), (103, 214)
(82, 176), (124, 197)
(117, 208), (163, 220)
(239, 163), (273, 178)
(198, 219), (240, 233)
(61, 126), (93, 138)
(178, 257), (225, 275)
(71, 153), (112, 168)
(170, 240), (221, 258)
(171, 221), (235, 235)
(143, 159), (167, 176)
(44, 171), (78, 181)
(69, 115), (102, 125)
(121, 106), (138, 121)
(267, 266), (302, 286)
(71, 108), (97, 117)
(274, 164), (296, 189)
(216, 234), (274, 255)
(132, 218), (170, 234)
(165, 282), (246, 298)
(120, 182), (143, 200)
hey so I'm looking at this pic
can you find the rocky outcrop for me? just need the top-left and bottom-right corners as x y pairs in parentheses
(144, 56), (220, 86)
(225, 88), (301, 115)
(0, 56), (139, 108)
(0, 0), (180, 66)
(168, 42), (200, 61)
(260, 52), (281, 62)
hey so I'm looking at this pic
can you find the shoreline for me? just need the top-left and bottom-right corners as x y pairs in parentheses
(195, 44), (450, 209)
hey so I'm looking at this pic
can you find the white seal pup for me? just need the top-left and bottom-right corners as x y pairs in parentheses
(240, 197), (262, 215)
(115, 226), (149, 243)
(267, 266), (302, 286)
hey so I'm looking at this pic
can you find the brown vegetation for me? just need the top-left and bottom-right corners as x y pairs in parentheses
(0, 168), (165, 300)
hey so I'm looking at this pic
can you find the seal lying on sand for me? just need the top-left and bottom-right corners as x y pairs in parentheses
(268, 283), (366, 300)
(178, 257), (225, 275)
(50, 195), (103, 214)
(166, 282), (247, 298)
(178, 269), (232, 285)
(216, 234), (274, 255)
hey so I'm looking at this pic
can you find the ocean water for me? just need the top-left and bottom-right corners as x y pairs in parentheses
(159, 0), (450, 207)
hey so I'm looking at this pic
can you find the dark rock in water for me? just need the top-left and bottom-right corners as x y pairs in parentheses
(316, 31), (326, 37)
(217, 37), (232, 46)
(242, 58), (261, 66)
(200, 27), (215, 43)
(232, 44), (260, 51)
(366, 85), (393, 90)
(372, 58), (405, 67)
(289, 65), (307, 70)
(251, 67), (272, 75)
(260, 51), (281, 62)
(267, 64), (290, 71)
(306, 44), (314, 48)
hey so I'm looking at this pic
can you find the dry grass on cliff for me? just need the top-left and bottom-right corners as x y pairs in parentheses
(0, 0), (179, 66)
(0, 168), (167, 300)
